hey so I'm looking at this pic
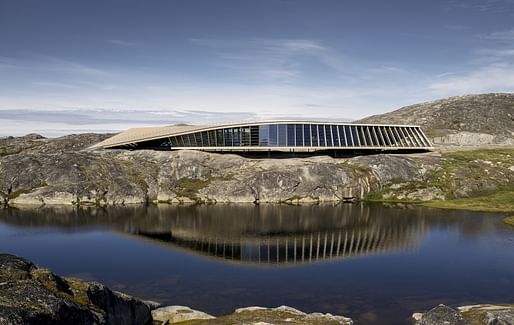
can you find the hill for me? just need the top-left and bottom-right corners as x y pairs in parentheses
(357, 93), (514, 146)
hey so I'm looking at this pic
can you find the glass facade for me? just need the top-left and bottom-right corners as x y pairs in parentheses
(141, 123), (431, 150)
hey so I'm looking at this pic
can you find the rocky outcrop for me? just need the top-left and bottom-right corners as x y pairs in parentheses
(0, 254), (155, 325)
(357, 93), (514, 146)
(151, 305), (353, 324)
(1, 134), (514, 206)
(414, 304), (514, 325)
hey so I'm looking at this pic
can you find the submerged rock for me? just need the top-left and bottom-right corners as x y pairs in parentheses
(0, 254), (154, 325)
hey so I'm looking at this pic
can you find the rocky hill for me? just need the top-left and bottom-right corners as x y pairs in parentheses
(357, 93), (514, 146)
(1, 134), (514, 206)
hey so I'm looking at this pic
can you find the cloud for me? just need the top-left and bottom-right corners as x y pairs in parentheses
(108, 39), (144, 47)
(189, 38), (349, 82)
(429, 62), (514, 95)
(482, 28), (514, 41)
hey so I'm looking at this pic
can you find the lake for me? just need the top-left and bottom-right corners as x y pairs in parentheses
(1, 203), (513, 324)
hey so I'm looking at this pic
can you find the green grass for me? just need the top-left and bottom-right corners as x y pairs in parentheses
(422, 190), (514, 213)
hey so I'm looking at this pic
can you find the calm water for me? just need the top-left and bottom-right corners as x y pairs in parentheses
(1, 203), (513, 324)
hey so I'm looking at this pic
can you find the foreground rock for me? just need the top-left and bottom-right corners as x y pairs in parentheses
(414, 304), (514, 325)
(151, 305), (352, 324)
(0, 254), (155, 325)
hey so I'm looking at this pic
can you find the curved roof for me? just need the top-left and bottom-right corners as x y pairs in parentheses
(90, 120), (426, 149)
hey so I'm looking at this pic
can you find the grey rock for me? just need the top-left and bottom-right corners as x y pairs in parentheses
(415, 304), (470, 325)
(0, 254), (152, 325)
(357, 93), (514, 146)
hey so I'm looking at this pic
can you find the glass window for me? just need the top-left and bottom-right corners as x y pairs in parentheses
(269, 124), (277, 146)
(234, 128), (241, 146)
(224, 129), (232, 146)
(331, 125), (339, 146)
(296, 124), (303, 146)
(250, 126), (259, 146)
(287, 124), (295, 146)
(351, 126), (360, 146)
(318, 125), (326, 146)
(241, 127), (250, 146)
(278, 124), (287, 146)
(201, 132), (209, 146)
(303, 124), (311, 146)
(325, 125), (333, 146)
(311, 124), (318, 146)
(338, 126), (346, 146)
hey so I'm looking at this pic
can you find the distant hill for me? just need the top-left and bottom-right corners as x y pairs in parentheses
(357, 93), (514, 146)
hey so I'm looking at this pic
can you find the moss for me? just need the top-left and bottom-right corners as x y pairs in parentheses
(175, 176), (233, 201)
(176, 178), (212, 199)
(503, 216), (514, 227)
(422, 190), (514, 213)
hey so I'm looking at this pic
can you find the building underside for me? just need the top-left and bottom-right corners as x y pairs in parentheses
(91, 121), (433, 154)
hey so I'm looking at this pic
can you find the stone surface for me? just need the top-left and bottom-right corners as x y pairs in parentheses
(459, 304), (514, 325)
(414, 304), (471, 325)
(151, 305), (215, 323)
(184, 305), (353, 324)
(357, 93), (514, 146)
(0, 253), (152, 325)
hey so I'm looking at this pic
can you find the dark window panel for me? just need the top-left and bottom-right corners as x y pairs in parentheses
(269, 124), (278, 146)
(278, 124), (287, 146)
(250, 126), (260, 146)
(332, 125), (340, 146)
(311, 124), (318, 146)
(351, 126), (360, 146)
(303, 124), (311, 146)
(296, 124), (303, 146)
(325, 125), (333, 146)
(318, 125), (326, 146)
(287, 124), (295, 146)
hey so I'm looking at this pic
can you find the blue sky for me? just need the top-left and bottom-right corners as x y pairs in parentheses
(1, 0), (514, 136)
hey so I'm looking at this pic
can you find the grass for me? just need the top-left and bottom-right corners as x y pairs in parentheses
(176, 178), (212, 199)
(422, 190), (514, 213)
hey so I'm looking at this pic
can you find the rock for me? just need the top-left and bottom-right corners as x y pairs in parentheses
(357, 93), (514, 146)
(414, 304), (470, 325)
(212, 305), (353, 325)
(458, 304), (514, 325)
(0, 254), (152, 325)
(151, 305), (215, 323)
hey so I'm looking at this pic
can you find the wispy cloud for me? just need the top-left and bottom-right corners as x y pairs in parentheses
(190, 38), (349, 82)
(108, 39), (145, 47)
(482, 27), (514, 41)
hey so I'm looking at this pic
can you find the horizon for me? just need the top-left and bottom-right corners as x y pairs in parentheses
(1, 0), (514, 136)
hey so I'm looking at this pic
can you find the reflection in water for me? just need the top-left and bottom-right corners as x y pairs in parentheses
(1, 203), (513, 325)
(1, 203), (435, 265)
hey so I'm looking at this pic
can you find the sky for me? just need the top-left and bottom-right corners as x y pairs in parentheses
(1, 0), (514, 136)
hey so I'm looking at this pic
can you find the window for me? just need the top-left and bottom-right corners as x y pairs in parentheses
(278, 124), (287, 146)
(269, 124), (278, 146)
(287, 124), (295, 146)
(311, 124), (318, 146)
(296, 124), (303, 146)
(318, 125), (326, 146)
(325, 125), (333, 147)
(303, 124), (311, 146)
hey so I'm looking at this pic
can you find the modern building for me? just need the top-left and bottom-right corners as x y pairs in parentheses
(91, 121), (432, 153)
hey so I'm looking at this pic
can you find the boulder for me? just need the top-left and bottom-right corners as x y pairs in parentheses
(0, 254), (153, 325)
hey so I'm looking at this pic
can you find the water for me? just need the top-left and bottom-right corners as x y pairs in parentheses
(1, 203), (513, 324)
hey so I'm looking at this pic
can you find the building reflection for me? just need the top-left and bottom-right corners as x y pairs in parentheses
(0, 203), (439, 266)
(129, 204), (425, 265)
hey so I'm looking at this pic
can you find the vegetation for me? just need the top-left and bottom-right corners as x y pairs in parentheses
(422, 190), (514, 212)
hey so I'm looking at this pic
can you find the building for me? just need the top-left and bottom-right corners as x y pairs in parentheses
(91, 121), (432, 154)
